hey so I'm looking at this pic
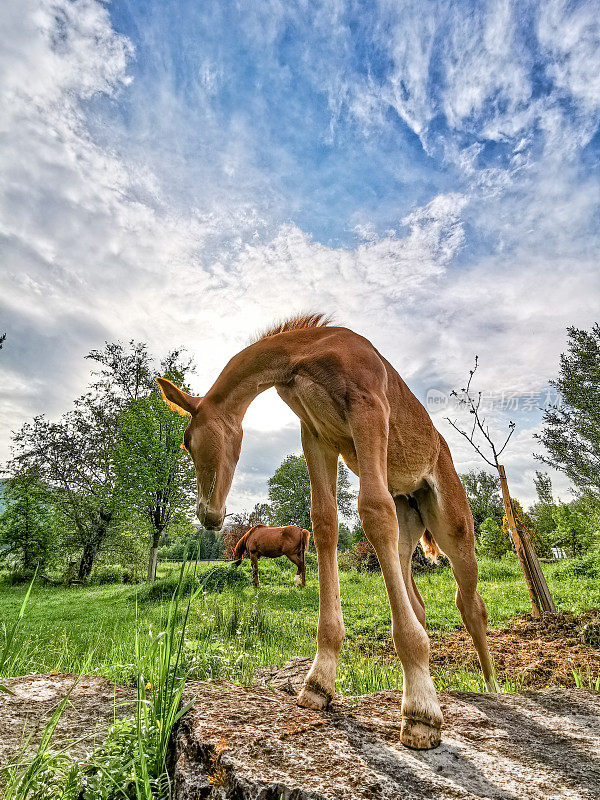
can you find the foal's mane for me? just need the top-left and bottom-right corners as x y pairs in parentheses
(253, 312), (331, 343)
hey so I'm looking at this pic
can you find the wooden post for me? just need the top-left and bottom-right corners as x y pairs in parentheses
(497, 464), (556, 617)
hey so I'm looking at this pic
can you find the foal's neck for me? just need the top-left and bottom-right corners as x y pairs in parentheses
(205, 338), (291, 420)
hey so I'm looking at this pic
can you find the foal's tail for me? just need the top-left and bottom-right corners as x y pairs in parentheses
(420, 529), (442, 563)
(231, 525), (261, 567)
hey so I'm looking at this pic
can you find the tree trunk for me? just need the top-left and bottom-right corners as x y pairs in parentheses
(147, 530), (162, 582)
(78, 539), (98, 582)
(77, 512), (112, 582)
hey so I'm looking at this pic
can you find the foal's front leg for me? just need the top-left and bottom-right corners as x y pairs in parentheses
(297, 424), (343, 710)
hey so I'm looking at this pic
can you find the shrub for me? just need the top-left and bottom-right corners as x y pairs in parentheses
(477, 558), (516, 582)
(90, 564), (125, 585)
(3, 570), (36, 586)
(349, 540), (381, 572)
(200, 565), (250, 592)
(553, 550), (600, 581)
(136, 565), (250, 602)
(223, 528), (246, 561)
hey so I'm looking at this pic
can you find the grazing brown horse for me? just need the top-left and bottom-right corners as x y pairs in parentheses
(232, 524), (310, 587)
(157, 313), (494, 750)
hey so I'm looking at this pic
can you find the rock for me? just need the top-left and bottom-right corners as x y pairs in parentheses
(254, 657), (312, 695)
(175, 680), (600, 800)
(0, 673), (132, 768)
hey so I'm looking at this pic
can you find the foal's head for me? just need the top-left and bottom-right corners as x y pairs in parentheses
(157, 377), (242, 530)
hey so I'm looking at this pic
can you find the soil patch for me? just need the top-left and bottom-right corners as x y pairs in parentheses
(0, 673), (133, 768)
(372, 610), (600, 689)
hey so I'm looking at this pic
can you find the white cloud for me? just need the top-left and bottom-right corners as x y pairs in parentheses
(1, 0), (598, 514)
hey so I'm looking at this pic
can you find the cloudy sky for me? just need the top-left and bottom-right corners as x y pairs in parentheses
(1, 0), (599, 512)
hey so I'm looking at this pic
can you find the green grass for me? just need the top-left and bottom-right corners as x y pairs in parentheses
(1, 555), (599, 695)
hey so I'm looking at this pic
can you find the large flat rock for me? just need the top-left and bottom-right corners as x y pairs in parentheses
(175, 682), (600, 800)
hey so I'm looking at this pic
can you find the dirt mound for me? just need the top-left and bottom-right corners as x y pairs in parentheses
(429, 610), (600, 688)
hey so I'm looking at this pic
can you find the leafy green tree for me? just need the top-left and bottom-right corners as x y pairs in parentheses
(337, 522), (353, 551)
(528, 472), (557, 555)
(537, 324), (600, 499)
(113, 386), (195, 581)
(10, 341), (192, 581)
(460, 470), (504, 538)
(553, 502), (596, 556)
(0, 468), (53, 571)
(248, 503), (272, 526)
(267, 454), (355, 533)
(12, 397), (121, 581)
(478, 516), (511, 559)
(88, 343), (195, 581)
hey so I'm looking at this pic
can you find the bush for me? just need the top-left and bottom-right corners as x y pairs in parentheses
(90, 564), (125, 585)
(2, 569), (36, 586)
(200, 565), (251, 592)
(477, 557), (516, 582)
(136, 565), (250, 602)
(348, 540), (381, 572)
(552, 550), (600, 581)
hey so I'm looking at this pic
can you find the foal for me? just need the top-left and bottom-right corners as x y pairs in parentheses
(158, 314), (494, 750)
(232, 524), (310, 586)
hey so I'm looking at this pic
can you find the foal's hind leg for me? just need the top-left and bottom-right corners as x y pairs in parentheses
(394, 495), (427, 629)
(417, 444), (495, 690)
(351, 404), (442, 749)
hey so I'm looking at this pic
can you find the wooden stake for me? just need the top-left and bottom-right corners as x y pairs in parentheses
(497, 464), (556, 616)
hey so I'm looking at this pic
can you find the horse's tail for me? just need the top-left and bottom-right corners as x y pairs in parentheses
(420, 529), (442, 563)
(231, 525), (261, 566)
(301, 528), (310, 553)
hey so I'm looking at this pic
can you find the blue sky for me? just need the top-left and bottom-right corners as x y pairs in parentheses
(1, 0), (600, 509)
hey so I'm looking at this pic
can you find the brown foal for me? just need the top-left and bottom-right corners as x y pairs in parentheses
(232, 524), (310, 586)
(157, 313), (495, 750)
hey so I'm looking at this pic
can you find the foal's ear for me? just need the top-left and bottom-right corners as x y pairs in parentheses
(156, 377), (202, 417)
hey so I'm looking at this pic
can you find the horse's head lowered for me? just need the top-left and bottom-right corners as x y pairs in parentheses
(156, 377), (242, 530)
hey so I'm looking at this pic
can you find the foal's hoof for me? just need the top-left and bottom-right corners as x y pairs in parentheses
(401, 717), (442, 750)
(297, 681), (333, 711)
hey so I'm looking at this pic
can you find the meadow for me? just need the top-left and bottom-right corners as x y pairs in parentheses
(2, 554), (599, 696)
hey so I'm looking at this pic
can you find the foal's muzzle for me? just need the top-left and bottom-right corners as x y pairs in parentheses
(196, 500), (224, 530)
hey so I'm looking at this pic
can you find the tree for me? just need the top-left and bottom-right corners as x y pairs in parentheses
(12, 397), (121, 581)
(113, 385), (195, 580)
(88, 343), (195, 581)
(500, 499), (543, 553)
(447, 356), (555, 615)
(9, 341), (191, 581)
(553, 502), (595, 557)
(337, 522), (353, 550)
(267, 454), (355, 532)
(478, 516), (510, 560)
(528, 472), (557, 556)
(460, 470), (504, 538)
(0, 332), (5, 350)
(0, 468), (53, 571)
(537, 324), (600, 499)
